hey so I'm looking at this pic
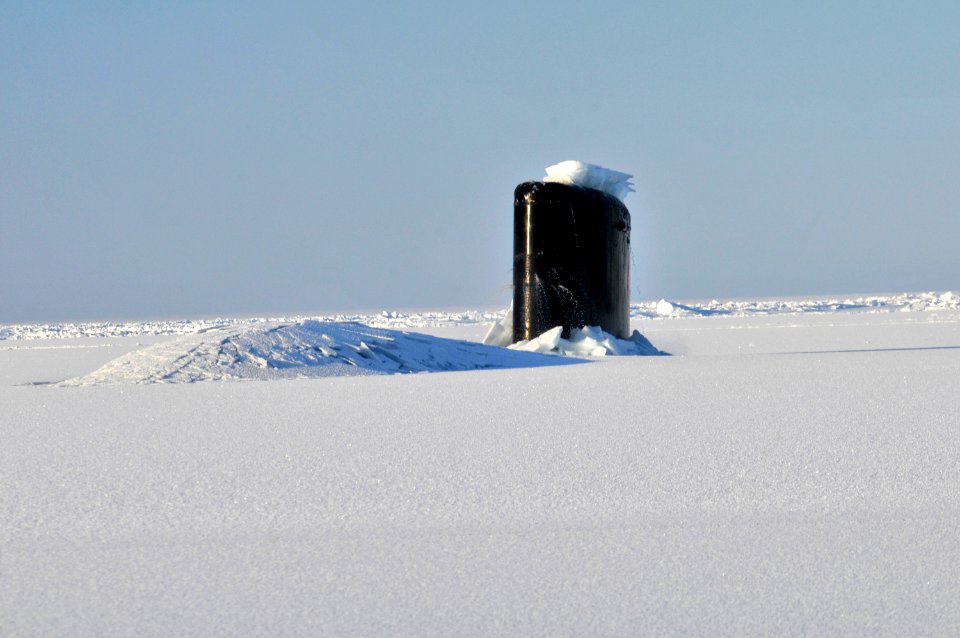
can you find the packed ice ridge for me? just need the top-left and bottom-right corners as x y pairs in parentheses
(2, 291), (957, 341)
(645, 290), (960, 318)
(508, 326), (664, 357)
(481, 304), (664, 356)
(543, 160), (635, 202)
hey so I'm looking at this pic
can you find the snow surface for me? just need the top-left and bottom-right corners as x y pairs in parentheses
(543, 160), (635, 202)
(2, 291), (960, 636)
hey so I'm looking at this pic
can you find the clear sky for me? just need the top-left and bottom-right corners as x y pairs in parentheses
(2, 1), (958, 323)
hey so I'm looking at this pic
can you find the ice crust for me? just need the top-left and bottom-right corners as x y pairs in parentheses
(543, 160), (635, 202)
(4, 294), (960, 635)
(4, 298), (960, 636)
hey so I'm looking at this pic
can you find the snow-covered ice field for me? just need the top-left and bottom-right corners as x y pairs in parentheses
(2, 292), (959, 636)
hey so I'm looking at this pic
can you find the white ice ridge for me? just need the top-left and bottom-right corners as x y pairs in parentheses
(62, 321), (580, 386)
(3, 291), (959, 342)
(640, 290), (960, 318)
(543, 160), (634, 202)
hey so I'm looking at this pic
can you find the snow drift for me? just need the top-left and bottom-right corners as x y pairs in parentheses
(63, 321), (583, 385)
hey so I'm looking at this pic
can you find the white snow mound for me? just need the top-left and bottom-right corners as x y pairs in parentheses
(62, 321), (580, 385)
(543, 160), (634, 202)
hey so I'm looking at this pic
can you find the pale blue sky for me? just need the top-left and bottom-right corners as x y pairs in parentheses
(2, 1), (958, 322)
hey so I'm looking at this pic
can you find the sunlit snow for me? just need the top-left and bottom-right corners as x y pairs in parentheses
(2, 291), (959, 636)
(507, 325), (665, 356)
(543, 160), (635, 202)
(61, 320), (582, 385)
(3, 291), (956, 341)
(481, 303), (664, 356)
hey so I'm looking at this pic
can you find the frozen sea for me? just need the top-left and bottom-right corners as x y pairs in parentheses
(2, 292), (959, 636)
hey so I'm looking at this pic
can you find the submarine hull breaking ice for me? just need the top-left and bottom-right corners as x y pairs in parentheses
(513, 181), (631, 342)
